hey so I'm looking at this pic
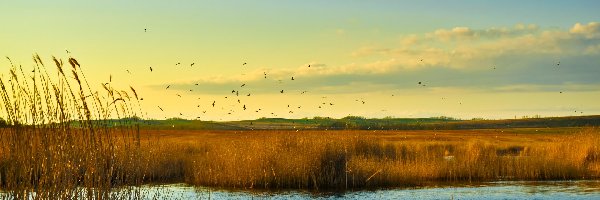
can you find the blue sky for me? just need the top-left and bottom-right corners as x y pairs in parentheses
(1, 1), (599, 120)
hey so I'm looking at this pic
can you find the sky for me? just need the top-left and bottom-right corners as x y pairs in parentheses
(1, 0), (599, 121)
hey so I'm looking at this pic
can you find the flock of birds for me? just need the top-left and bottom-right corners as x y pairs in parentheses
(102, 29), (583, 120)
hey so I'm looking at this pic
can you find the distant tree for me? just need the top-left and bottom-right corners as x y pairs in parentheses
(166, 117), (186, 121)
(0, 117), (7, 127)
(342, 116), (365, 120)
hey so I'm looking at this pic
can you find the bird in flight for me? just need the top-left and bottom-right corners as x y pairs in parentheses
(150, 67), (153, 72)
(191, 63), (195, 67)
(176, 94), (181, 97)
(291, 77), (295, 80)
(212, 101), (215, 107)
(158, 106), (163, 111)
(126, 70), (131, 74)
(166, 85), (170, 89)
(246, 93), (251, 96)
(308, 64), (310, 67)
(241, 84), (246, 87)
(243, 62), (247, 65)
(280, 90), (284, 93)
(243, 105), (246, 110)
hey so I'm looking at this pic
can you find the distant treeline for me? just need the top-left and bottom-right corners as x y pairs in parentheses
(4, 115), (598, 130)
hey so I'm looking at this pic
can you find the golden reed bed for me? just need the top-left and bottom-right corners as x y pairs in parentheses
(1, 55), (599, 199)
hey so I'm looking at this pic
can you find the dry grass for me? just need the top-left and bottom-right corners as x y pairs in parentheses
(1, 55), (600, 198)
(0, 55), (146, 199)
(130, 128), (600, 190)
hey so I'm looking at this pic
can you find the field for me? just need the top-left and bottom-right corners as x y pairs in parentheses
(130, 127), (600, 190)
(1, 56), (599, 199)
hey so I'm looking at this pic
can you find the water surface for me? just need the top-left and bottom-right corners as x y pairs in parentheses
(136, 180), (600, 199)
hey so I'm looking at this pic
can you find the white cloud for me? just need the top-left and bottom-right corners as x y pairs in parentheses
(352, 22), (597, 70)
(570, 22), (600, 38)
(164, 22), (600, 88)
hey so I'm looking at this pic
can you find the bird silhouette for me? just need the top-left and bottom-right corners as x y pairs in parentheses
(243, 62), (247, 65)
(176, 94), (181, 97)
(144, 28), (147, 32)
(243, 105), (246, 110)
(241, 84), (246, 87)
(191, 63), (195, 67)
(126, 70), (131, 74)
(150, 67), (153, 72)
(291, 77), (295, 80)
(166, 85), (170, 89)
(212, 101), (215, 107)
(308, 64), (310, 67)
(158, 106), (163, 111)
(280, 90), (284, 93)
(247, 94), (251, 96)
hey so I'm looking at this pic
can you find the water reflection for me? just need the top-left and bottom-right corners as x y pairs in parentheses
(2, 181), (600, 199)
(135, 181), (600, 199)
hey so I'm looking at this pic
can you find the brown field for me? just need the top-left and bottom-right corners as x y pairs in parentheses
(130, 127), (600, 190)
(1, 56), (600, 198)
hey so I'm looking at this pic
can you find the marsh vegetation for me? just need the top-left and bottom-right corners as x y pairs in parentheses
(1, 56), (599, 199)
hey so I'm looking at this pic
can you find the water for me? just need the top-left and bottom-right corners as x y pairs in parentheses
(137, 181), (600, 199)
(2, 181), (600, 199)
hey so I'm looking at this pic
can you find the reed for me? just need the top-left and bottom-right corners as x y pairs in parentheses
(145, 128), (600, 190)
(2, 55), (599, 197)
(0, 55), (147, 199)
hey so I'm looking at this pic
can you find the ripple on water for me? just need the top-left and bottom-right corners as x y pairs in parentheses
(2, 181), (600, 199)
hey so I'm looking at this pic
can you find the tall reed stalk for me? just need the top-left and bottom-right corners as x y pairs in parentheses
(0, 54), (145, 199)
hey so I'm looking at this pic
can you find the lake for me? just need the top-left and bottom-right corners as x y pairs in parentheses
(2, 181), (599, 199)
(132, 180), (600, 199)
